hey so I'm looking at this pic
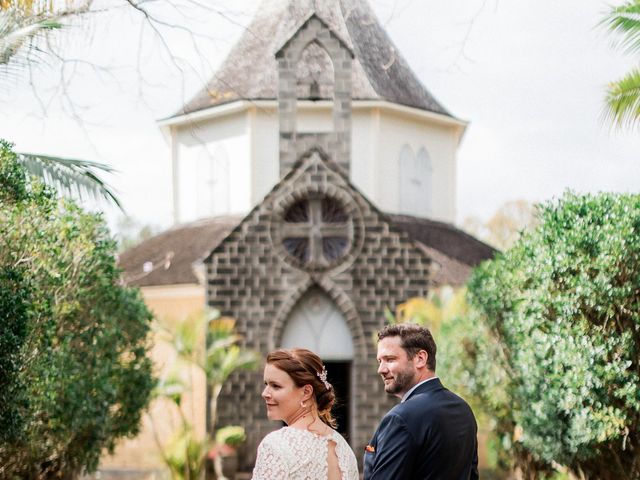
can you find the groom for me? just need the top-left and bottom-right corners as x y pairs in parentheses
(363, 323), (479, 479)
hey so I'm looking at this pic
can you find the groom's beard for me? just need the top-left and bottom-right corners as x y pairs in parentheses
(382, 367), (415, 396)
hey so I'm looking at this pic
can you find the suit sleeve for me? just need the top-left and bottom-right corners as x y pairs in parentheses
(366, 413), (416, 480)
(470, 436), (479, 480)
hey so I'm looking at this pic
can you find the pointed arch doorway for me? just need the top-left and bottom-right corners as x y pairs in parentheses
(280, 287), (354, 439)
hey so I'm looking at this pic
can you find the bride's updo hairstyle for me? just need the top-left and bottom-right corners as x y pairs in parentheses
(266, 348), (337, 428)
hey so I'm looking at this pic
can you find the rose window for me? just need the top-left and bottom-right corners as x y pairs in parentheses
(281, 196), (352, 269)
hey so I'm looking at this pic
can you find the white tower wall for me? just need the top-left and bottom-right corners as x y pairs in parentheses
(169, 102), (461, 225)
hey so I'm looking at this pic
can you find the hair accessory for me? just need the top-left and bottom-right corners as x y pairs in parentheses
(317, 366), (331, 390)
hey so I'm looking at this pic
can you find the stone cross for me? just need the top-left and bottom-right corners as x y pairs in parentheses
(282, 198), (351, 267)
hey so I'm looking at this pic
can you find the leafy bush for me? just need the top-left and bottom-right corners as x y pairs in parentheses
(215, 426), (246, 449)
(0, 141), (154, 479)
(467, 192), (640, 479)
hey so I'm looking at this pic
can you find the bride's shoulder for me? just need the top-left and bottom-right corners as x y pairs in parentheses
(328, 429), (349, 444)
(260, 427), (288, 443)
(257, 428), (292, 455)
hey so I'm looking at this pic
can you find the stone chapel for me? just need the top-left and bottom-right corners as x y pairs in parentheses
(116, 0), (494, 476)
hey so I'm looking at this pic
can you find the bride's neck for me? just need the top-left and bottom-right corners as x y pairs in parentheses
(285, 405), (314, 428)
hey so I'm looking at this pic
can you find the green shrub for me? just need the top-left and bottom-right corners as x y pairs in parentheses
(215, 425), (246, 449)
(0, 141), (154, 479)
(467, 192), (640, 479)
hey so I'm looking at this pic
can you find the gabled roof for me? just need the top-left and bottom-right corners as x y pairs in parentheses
(174, 0), (451, 118)
(388, 214), (496, 267)
(118, 216), (241, 287)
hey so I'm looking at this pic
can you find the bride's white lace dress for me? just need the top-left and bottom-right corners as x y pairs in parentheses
(252, 427), (359, 480)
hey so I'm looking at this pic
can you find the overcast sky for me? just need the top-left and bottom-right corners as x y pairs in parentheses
(1, 0), (638, 232)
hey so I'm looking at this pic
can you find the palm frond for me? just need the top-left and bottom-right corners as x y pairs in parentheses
(0, 9), (61, 65)
(601, 0), (640, 55)
(16, 151), (122, 208)
(603, 67), (640, 130)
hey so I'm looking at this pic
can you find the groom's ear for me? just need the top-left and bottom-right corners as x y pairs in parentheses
(414, 349), (428, 369)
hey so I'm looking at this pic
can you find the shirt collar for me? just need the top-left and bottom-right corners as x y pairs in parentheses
(401, 376), (439, 403)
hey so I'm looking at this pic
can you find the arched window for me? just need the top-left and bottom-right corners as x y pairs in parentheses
(195, 145), (230, 217)
(210, 145), (230, 214)
(399, 144), (432, 217)
(296, 41), (335, 100)
(295, 41), (335, 133)
(416, 147), (433, 215)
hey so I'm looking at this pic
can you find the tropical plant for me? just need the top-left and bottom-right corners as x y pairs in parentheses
(602, 0), (640, 129)
(214, 426), (246, 451)
(162, 425), (211, 480)
(0, 139), (154, 478)
(467, 192), (640, 479)
(0, 0), (90, 73)
(153, 309), (259, 480)
(17, 151), (122, 207)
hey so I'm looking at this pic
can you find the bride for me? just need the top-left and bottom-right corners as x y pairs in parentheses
(252, 348), (359, 480)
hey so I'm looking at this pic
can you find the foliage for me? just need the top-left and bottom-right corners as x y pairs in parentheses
(0, 0), (89, 70)
(602, 0), (640, 129)
(0, 140), (154, 479)
(162, 426), (210, 480)
(463, 200), (539, 251)
(153, 309), (258, 480)
(467, 192), (640, 479)
(215, 426), (246, 449)
(16, 151), (122, 208)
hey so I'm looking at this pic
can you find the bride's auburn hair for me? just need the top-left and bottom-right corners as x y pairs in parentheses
(266, 348), (337, 428)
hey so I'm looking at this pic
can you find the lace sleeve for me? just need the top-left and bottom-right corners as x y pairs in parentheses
(252, 433), (289, 479)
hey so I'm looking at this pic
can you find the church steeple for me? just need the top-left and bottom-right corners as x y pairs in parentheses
(175, 0), (452, 120)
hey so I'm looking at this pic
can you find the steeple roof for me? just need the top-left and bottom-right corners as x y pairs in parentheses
(176, 0), (451, 117)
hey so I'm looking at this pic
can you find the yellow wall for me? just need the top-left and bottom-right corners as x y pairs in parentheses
(99, 284), (207, 472)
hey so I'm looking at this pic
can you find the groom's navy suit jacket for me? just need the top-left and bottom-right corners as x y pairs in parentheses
(363, 378), (479, 480)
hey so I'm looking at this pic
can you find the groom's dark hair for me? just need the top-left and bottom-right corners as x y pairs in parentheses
(378, 324), (437, 371)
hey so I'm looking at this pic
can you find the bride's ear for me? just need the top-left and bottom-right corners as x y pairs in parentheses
(302, 384), (313, 400)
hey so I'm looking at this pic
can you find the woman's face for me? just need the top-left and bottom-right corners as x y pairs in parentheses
(261, 363), (305, 423)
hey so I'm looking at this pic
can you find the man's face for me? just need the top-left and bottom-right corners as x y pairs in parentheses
(376, 335), (418, 398)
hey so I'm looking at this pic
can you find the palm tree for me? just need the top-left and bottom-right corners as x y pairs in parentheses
(602, 0), (640, 129)
(1, 2), (121, 208)
(0, 1), (90, 70)
(16, 151), (122, 208)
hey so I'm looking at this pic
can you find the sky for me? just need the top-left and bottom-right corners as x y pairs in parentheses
(1, 0), (638, 234)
